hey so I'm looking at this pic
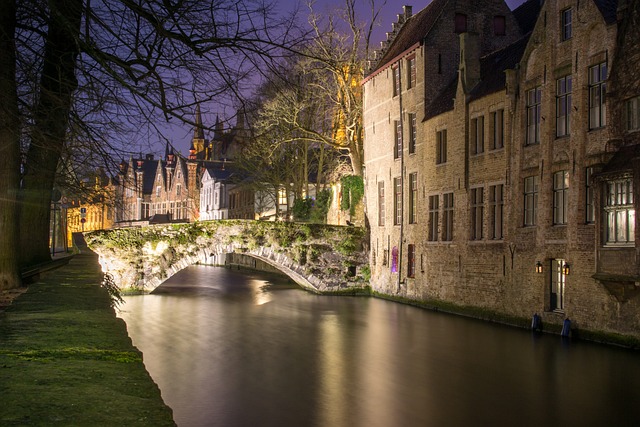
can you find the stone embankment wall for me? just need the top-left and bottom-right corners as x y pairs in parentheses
(85, 220), (369, 294)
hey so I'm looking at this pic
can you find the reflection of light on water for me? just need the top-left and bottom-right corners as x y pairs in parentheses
(251, 281), (272, 305)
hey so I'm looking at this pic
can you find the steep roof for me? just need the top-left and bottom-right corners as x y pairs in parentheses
(140, 159), (160, 195)
(370, 0), (449, 74)
(469, 35), (530, 101)
(594, 0), (619, 24)
(512, 0), (543, 34)
(424, 35), (530, 120)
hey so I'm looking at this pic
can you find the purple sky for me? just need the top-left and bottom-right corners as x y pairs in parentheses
(161, 0), (529, 156)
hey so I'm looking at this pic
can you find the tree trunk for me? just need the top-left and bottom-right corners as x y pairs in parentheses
(0, 0), (22, 289)
(19, 0), (83, 267)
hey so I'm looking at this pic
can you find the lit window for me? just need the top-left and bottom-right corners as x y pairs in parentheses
(436, 129), (447, 164)
(605, 178), (635, 245)
(589, 62), (607, 129)
(561, 8), (572, 41)
(553, 170), (569, 225)
(550, 259), (567, 311)
(470, 187), (484, 240)
(556, 75), (572, 137)
(278, 188), (287, 205)
(526, 87), (541, 145)
(524, 175), (539, 226)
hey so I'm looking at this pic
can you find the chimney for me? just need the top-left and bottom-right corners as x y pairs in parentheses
(458, 32), (481, 93)
(403, 5), (412, 19)
(145, 153), (154, 161)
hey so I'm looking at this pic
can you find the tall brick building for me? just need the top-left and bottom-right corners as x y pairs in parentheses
(363, 0), (640, 340)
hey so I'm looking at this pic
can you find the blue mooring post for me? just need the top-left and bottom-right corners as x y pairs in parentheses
(531, 313), (542, 332)
(561, 318), (571, 337)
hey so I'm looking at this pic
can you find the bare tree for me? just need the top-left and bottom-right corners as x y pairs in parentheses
(257, 0), (386, 178)
(0, 0), (307, 289)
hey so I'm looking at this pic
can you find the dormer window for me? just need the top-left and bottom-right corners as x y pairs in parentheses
(493, 15), (505, 36)
(455, 13), (467, 33)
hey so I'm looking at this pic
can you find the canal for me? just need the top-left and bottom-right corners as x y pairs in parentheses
(118, 265), (640, 427)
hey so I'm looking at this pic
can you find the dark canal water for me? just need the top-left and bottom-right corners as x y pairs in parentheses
(118, 265), (640, 427)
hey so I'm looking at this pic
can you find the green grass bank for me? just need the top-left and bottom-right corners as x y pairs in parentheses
(0, 253), (175, 426)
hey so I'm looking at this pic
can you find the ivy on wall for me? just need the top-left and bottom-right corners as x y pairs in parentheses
(340, 175), (364, 216)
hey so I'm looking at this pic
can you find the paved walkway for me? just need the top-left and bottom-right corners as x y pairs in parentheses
(0, 251), (175, 426)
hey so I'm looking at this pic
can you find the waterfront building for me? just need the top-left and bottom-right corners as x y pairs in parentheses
(363, 0), (640, 338)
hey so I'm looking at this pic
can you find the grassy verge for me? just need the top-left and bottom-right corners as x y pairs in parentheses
(0, 253), (175, 426)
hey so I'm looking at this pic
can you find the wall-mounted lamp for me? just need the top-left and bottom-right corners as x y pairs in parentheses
(562, 262), (571, 275)
(535, 261), (543, 274)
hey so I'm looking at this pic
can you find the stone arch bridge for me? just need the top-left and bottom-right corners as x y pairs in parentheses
(85, 220), (369, 294)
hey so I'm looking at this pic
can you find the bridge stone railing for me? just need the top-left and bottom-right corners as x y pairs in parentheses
(85, 220), (370, 294)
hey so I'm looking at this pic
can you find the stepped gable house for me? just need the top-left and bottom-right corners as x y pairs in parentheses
(115, 107), (247, 224)
(363, 0), (640, 340)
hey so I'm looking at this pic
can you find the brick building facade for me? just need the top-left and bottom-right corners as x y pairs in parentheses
(364, 0), (640, 340)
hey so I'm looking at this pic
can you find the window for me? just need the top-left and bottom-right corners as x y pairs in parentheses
(407, 244), (416, 278)
(443, 192), (454, 241)
(490, 109), (504, 150)
(156, 186), (161, 197)
(489, 184), (504, 239)
(586, 167), (595, 223)
(494, 15), (506, 36)
(408, 113), (417, 154)
(470, 187), (484, 240)
(378, 181), (385, 226)
(524, 175), (539, 226)
(556, 75), (572, 137)
(393, 64), (400, 97)
(455, 13), (467, 33)
(471, 116), (484, 154)
(176, 183), (182, 196)
(409, 172), (418, 224)
(428, 195), (439, 241)
(550, 259), (566, 311)
(561, 8), (572, 41)
(394, 177), (402, 225)
(407, 56), (416, 89)
(526, 87), (541, 145)
(436, 129), (447, 164)
(278, 188), (287, 205)
(589, 62), (607, 129)
(605, 178), (635, 245)
(553, 170), (569, 225)
(394, 120), (402, 159)
(624, 96), (640, 131)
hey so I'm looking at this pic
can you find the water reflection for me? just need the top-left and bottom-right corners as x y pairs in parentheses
(118, 266), (640, 427)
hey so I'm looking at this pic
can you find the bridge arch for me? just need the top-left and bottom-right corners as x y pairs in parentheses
(87, 220), (369, 294)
